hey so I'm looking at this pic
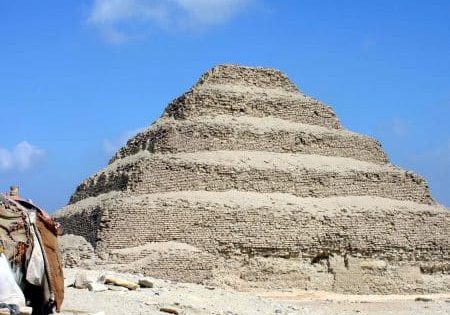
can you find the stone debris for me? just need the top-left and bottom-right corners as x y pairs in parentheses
(101, 275), (139, 290)
(73, 272), (90, 289)
(59, 234), (96, 268)
(159, 306), (181, 314)
(415, 297), (433, 302)
(87, 282), (108, 292)
(107, 285), (129, 292)
(54, 64), (450, 294)
(58, 268), (450, 315)
(138, 278), (154, 288)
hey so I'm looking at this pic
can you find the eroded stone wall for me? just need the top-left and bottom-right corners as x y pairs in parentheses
(194, 65), (300, 92)
(58, 193), (450, 263)
(164, 89), (341, 129)
(57, 206), (102, 248)
(71, 153), (432, 204)
(110, 242), (216, 284)
(56, 192), (450, 293)
(110, 117), (388, 164)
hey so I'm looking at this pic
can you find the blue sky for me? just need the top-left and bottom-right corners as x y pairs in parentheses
(1, 0), (449, 211)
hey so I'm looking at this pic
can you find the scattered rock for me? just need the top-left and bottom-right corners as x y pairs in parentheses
(107, 285), (129, 292)
(160, 307), (181, 314)
(102, 274), (139, 290)
(138, 278), (154, 288)
(415, 297), (433, 302)
(87, 282), (108, 292)
(59, 267), (450, 315)
(59, 234), (96, 268)
(74, 272), (90, 289)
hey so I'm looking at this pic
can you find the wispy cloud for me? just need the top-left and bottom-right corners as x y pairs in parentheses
(379, 118), (409, 138)
(0, 141), (45, 172)
(87, 0), (254, 43)
(102, 127), (145, 155)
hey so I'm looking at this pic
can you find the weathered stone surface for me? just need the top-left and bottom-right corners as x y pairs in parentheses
(74, 272), (90, 289)
(163, 65), (341, 129)
(159, 307), (181, 315)
(415, 297), (433, 302)
(107, 284), (129, 292)
(110, 116), (388, 165)
(102, 275), (139, 290)
(54, 64), (449, 294)
(87, 282), (108, 292)
(59, 234), (96, 268)
(69, 151), (432, 204)
(138, 278), (154, 288)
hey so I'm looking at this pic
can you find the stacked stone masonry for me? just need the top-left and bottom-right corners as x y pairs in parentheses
(70, 151), (432, 204)
(110, 242), (216, 283)
(163, 85), (341, 129)
(110, 116), (388, 164)
(55, 65), (450, 294)
(56, 192), (450, 293)
(193, 65), (300, 92)
(59, 192), (450, 262)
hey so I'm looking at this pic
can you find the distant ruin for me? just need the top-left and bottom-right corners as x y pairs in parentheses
(55, 65), (450, 294)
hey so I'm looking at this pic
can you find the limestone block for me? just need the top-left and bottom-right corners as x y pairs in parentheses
(87, 282), (108, 292)
(101, 275), (139, 290)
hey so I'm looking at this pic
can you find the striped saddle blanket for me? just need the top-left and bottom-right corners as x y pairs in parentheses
(0, 195), (64, 313)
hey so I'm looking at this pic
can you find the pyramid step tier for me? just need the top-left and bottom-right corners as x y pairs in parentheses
(164, 83), (341, 129)
(111, 116), (388, 164)
(57, 192), (450, 264)
(70, 151), (432, 204)
(194, 64), (300, 93)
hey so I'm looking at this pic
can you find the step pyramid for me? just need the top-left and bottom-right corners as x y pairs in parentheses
(55, 65), (449, 294)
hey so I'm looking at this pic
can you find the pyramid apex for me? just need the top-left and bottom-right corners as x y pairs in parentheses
(194, 64), (300, 93)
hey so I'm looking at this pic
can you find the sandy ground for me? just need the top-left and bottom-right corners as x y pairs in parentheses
(60, 268), (450, 315)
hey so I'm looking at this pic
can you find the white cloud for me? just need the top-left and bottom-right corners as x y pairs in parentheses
(87, 0), (253, 43)
(380, 118), (409, 138)
(176, 0), (251, 25)
(0, 141), (45, 172)
(102, 127), (145, 155)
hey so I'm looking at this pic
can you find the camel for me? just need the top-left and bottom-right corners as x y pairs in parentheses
(0, 187), (64, 315)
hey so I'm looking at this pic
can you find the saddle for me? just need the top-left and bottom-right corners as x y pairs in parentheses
(0, 195), (64, 313)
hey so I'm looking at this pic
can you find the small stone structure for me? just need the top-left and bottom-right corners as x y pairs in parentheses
(58, 234), (96, 268)
(55, 65), (450, 293)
